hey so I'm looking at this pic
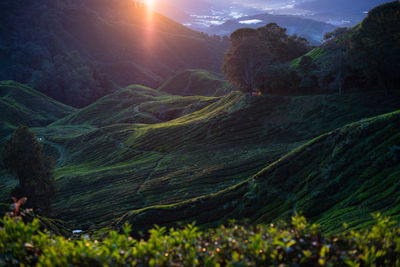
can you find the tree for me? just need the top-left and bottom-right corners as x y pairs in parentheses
(321, 28), (353, 95)
(222, 33), (272, 95)
(256, 23), (310, 62)
(222, 24), (311, 95)
(349, 2), (400, 93)
(257, 64), (300, 95)
(297, 56), (319, 93)
(1, 126), (56, 214)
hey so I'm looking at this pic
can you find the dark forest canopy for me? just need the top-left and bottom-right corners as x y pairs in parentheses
(222, 1), (400, 96)
(0, 0), (229, 107)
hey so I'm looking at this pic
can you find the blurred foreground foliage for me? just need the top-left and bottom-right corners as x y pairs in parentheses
(1, 214), (399, 266)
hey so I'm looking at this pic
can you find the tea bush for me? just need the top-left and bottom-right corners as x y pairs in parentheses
(1, 214), (399, 266)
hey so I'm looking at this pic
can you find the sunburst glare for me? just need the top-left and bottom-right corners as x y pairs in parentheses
(145, 0), (156, 9)
(133, 0), (157, 9)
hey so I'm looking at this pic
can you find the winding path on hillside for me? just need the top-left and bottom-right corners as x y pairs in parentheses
(39, 138), (70, 168)
(4, 133), (69, 168)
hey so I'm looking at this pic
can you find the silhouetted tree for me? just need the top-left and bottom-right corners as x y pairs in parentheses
(321, 28), (353, 95)
(257, 64), (300, 94)
(297, 56), (319, 93)
(257, 23), (310, 62)
(223, 33), (272, 95)
(222, 24), (311, 95)
(1, 126), (56, 214)
(349, 1), (400, 93)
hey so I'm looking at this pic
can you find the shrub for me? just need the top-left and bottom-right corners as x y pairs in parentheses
(1, 214), (399, 266)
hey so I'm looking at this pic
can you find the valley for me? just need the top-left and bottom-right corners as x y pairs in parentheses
(1, 79), (400, 234)
(0, 1), (399, 265)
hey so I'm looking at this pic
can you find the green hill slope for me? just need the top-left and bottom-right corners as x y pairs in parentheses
(0, 80), (75, 139)
(15, 91), (400, 229)
(159, 69), (229, 96)
(116, 109), (400, 233)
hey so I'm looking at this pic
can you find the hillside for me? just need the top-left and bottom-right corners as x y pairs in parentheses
(0, 3), (399, 255)
(159, 70), (229, 97)
(52, 84), (220, 127)
(3, 91), (398, 229)
(0, 80), (75, 139)
(116, 108), (400, 233)
(0, 0), (229, 107)
(289, 1), (400, 94)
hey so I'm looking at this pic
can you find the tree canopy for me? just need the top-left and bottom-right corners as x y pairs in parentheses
(222, 31), (272, 94)
(222, 23), (311, 94)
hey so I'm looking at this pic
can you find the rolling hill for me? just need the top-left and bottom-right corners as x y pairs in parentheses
(2, 90), (398, 230)
(116, 108), (400, 233)
(52, 84), (220, 127)
(0, 2), (399, 243)
(0, 80), (75, 139)
(159, 69), (229, 97)
(0, 80), (75, 208)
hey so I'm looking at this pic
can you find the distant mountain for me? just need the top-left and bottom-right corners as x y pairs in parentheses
(154, 0), (392, 34)
(206, 14), (336, 44)
(0, 0), (229, 107)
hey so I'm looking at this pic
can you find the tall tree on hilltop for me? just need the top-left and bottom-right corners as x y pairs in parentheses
(222, 31), (272, 95)
(1, 126), (56, 214)
(222, 24), (311, 95)
(257, 23), (310, 62)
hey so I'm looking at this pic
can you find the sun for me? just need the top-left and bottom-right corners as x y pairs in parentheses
(145, 0), (156, 9)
